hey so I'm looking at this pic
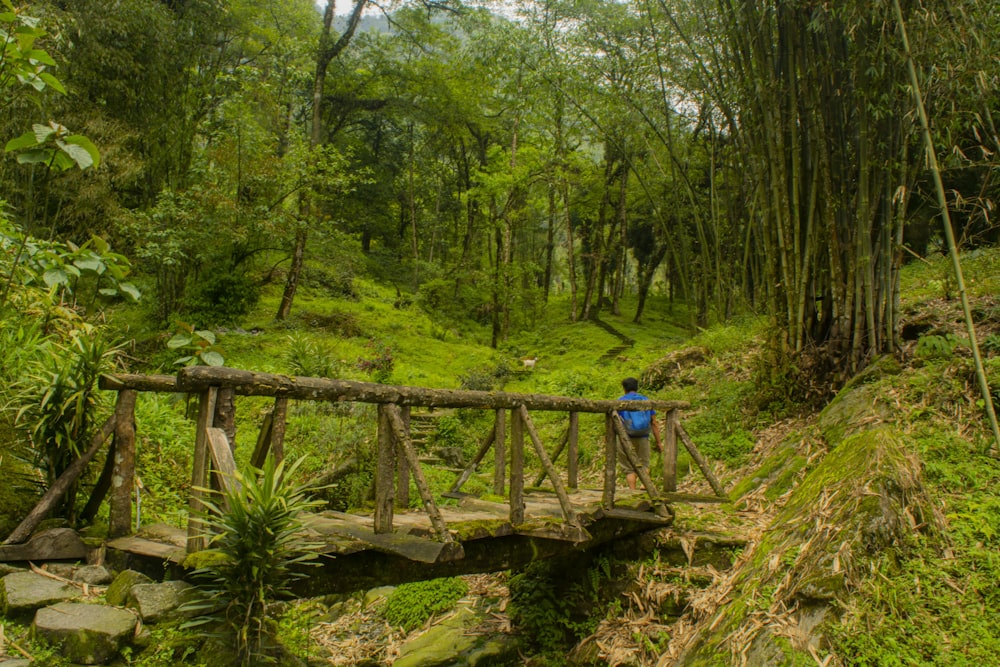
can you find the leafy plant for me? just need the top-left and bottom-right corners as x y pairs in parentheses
(381, 577), (468, 632)
(184, 455), (324, 666)
(168, 319), (225, 367)
(357, 338), (393, 383)
(13, 328), (119, 490)
(914, 333), (964, 360)
(282, 333), (341, 378)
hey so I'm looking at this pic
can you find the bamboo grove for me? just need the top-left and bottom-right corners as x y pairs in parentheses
(1, 0), (998, 395)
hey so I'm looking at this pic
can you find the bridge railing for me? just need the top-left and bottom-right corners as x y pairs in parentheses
(6, 366), (727, 554)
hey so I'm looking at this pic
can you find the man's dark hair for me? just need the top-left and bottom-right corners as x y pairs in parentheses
(621, 377), (639, 393)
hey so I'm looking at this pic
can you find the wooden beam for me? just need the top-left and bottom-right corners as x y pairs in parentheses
(187, 388), (217, 553)
(3, 415), (116, 545)
(374, 405), (396, 534)
(270, 397), (288, 463)
(568, 412), (579, 489)
(170, 367), (688, 414)
(676, 423), (728, 499)
(384, 404), (456, 544)
(519, 406), (578, 527)
(509, 408), (525, 525)
(662, 409), (679, 493)
(493, 409), (506, 496)
(395, 406), (411, 509)
(109, 390), (137, 538)
(532, 429), (570, 487)
(612, 414), (674, 520)
(603, 414), (617, 510)
(448, 428), (495, 495)
(99, 374), (179, 392)
(206, 427), (241, 500)
(250, 409), (274, 469)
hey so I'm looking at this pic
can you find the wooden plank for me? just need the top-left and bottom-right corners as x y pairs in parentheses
(109, 390), (137, 539)
(106, 535), (186, 564)
(514, 522), (591, 543)
(509, 408), (525, 525)
(448, 428), (495, 495)
(308, 517), (464, 563)
(662, 409), (679, 493)
(603, 414), (617, 510)
(676, 423), (728, 499)
(374, 405), (395, 534)
(385, 404), (455, 544)
(568, 412), (579, 489)
(612, 414), (674, 520)
(187, 388), (217, 553)
(596, 507), (674, 525)
(4, 415), (116, 545)
(173, 366), (689, 414)
(493, 409), (506, 496)
(520, 405), (578, 527)
(207, 427), (241, 498)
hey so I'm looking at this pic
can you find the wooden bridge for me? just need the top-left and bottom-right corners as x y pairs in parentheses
(2, 367), (729, 592)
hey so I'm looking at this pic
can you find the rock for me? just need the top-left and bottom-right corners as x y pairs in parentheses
(0, 660), (32, 667)
(363, 586), (395, 608)
(393, 606), (520, 667)
(74, 565), (113, 586)
(127, 580), (199, 623)
(0, 563), (23, 577)
(104, 570), (153, 607)
(0, 528), (87, 562)
(33, 601), (138, 665)
(0, 571), (80, 618)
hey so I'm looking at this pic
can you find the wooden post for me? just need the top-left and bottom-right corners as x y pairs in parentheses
(676, 423), (728, 498)
(395, 406), (411, 509)
(270, 396), (288, 463)
(493, 408), (506, 496)
(80, 437), (116, 524)
(4, 415), (116, 545)
(603, 413), (617, 510)
(374, 404), (396, 534)
(662, 409), (679, 493)
(568, 412), (579, 489)
(207, 427), (242, 507)
(187, 387), (218, 553)
(612, 415), (673, 519)
(448, 428), (496, 495)
(210, 386), (236, 494)
(519, 406), (578, 526)
(384, 405), (455, 543)
(509, 407), (525, 525)
(109, 390), (137, 538)
(250, 409), (274, 468)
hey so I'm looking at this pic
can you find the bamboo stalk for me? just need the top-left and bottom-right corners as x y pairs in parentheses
(893, 0), (1000, 455)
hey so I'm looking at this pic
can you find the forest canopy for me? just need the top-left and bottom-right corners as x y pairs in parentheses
(1, 0), (998, 397)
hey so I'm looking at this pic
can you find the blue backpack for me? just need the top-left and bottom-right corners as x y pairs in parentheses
(621, 409), (651, 437)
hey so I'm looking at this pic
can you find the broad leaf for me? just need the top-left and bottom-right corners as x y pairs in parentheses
(65, 135), (100, 169)
(5, 131), (39, 152)
(16, 149), (51, 164)
(38, 72), (65, 94)
(167, 333), (193, 349)
(196, 330), (217, 344)
(74, 257), (105, 273)
(32, 123), (56, 143)
(42, 268), (68, 287)
(118, 282), (141, 302)
(57, 140), (95, 170)
(202, 351), (225, 367)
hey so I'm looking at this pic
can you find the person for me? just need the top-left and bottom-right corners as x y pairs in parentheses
(617, 377), (661, 490)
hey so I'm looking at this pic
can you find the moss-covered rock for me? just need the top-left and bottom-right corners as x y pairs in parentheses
(678, 423), (935, 666)
(104, 569), (153, 607)
(33, 601), (138, 664)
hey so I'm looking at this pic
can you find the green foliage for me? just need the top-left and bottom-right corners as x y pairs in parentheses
(914, 333), (964, 360)
(185, 455), (324, 666)
(381, 577), (469, 632)
(508, 556), (615, 654)
(13, 328), (119, 486)
(184, 272), (260, 328)
(5, 120), (100, 171)
(357, 338), (394, 383)
(168, 319), (225, 367)
(282, 333), (343, 378)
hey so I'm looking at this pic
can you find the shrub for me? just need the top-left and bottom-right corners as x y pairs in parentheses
(184, 272), (260, 328)
(185, 456), (323, 666)
(382, 577), (468, 633)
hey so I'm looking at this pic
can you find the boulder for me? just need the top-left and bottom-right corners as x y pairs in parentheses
(127, 580), (199, 623)
(104, 569), (152, 607)
(33, 601), (137, 665)
(393, 606), (520, 667)
(0, 528), (87, 562)
(74, 565), (113, 586)
(0, 571), (80, 618)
